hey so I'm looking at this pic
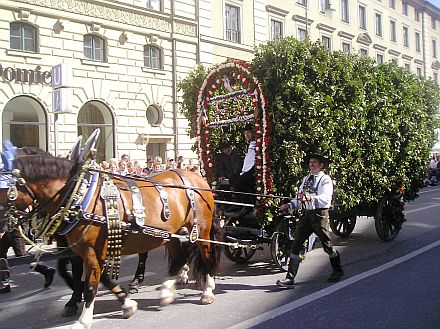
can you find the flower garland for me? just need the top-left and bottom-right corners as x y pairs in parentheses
(195, 60), (273, 211)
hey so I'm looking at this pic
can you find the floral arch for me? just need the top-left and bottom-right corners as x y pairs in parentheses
(195, 60), (273, 209)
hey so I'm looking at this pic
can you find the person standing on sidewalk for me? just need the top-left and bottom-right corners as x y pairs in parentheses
(276, 154), (344, 289)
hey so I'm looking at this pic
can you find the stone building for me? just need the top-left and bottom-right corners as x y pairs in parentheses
(1, 0), (439, 163)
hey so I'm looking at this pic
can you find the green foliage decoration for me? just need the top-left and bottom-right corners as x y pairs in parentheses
(178, 37), (440, 215)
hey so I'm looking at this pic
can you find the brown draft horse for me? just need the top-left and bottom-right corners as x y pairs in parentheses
(14, 154), (220, 329)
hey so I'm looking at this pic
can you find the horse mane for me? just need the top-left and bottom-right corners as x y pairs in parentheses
(20, 146), (52, 156)
(14, 154), (77, 182)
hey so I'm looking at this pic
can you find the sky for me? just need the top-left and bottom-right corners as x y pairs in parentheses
(427, 0), (440, 8)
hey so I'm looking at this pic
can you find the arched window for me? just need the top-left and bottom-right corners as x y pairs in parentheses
(2, 96), (47, 149)
(83, 34), (106, 62)
(10, 22), (38, 52)
(144, 45), (162, 69)
(77, 101), (114, 162)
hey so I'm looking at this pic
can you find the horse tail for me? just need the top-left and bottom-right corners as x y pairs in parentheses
(190, 210), (222, 285)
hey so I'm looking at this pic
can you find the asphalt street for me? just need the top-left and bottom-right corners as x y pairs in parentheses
(1, 185), (440, 329)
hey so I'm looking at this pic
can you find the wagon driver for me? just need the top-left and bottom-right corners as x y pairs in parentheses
(276, 153), (344, 289)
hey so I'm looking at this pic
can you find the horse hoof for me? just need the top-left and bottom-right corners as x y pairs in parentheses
(160, 296), (175, 307)
(70, 321), (90, 329)
(200, 294), (215, 305)
(62, 304), (79, 317)
(122, 299), (138, 319)
(129, 286), (139, 294)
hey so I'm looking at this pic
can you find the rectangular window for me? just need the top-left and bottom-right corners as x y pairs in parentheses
(146, 0), (161, 11)
(403, 26), (409, 47)
(225, 4), (240, 43)
(375, 13), (383, 37)
(434, 72), (438, 83)
(376, 53), (384, 64)
(389, 0), (395, 9)
(144, 45), (161, 69)
(320, 0), (331, 13)
(298, 27), (307, 41)
(402, 2), (408, 16)
(433, 18), (437, 30)
(84, 35), (105, 62)
(359, 5), (366, 29)
(390, 20), (396, 42)
(414, 8), (420, 22)
(433, 39), (437, 58)
(341, 0), (349, 22)
(10, 22), (37, 52)
(391, 57), (398, 64)
(297, 0), (307, 5)
(404, 63), (411, 70)
(360, 48), (368, 57)
(270, 19), (283, 40)
(342, 42), (351, 53)
(416, 67), (422, 76)
(415, 32), (421, 52)
(321, 35), (331, 50)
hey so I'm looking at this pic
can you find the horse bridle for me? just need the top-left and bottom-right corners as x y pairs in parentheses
(0, 170), (37, 233)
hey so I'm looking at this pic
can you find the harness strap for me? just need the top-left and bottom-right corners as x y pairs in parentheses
(171, 169), (198, 243)
(100, 176), (122, 280)
(154, 184), (171, 221)
(125, 179), (146, 227)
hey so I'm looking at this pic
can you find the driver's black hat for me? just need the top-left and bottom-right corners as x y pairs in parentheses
(304, 153), (330, 169)
(243, 123), (254, 132)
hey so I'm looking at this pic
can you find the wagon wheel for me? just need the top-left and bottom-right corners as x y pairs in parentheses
(375, 195), (403, 242)
(270, 217), (306, 272)
(270, 220), (291, 271)
(329, 213), (357, 237)
(222, 217), (257, 263)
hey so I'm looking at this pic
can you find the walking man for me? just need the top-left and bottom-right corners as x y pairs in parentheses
(276, 154), (343, 289)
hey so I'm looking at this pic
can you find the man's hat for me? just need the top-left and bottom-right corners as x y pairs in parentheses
(219, 139), (230, 150)
(243, 123), (254, 132)
(304, 153), (330, 168)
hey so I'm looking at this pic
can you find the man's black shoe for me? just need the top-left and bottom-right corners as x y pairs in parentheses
(276, 277), (295, 289)
(328, 270), (344, 282)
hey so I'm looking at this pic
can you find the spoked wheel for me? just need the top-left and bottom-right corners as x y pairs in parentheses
(329, 213), (357, 237)
(223, 243), (257, 263)
(222, 216), (258, 263)
(375, 195), (403, 242)
(270, 218), (305, 272)
(270, 229), (290, 272)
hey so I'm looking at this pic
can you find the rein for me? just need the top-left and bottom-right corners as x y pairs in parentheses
(88, 168), (294, 201)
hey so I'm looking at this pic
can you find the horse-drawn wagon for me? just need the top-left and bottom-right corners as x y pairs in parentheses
(187, 40), (438, 268)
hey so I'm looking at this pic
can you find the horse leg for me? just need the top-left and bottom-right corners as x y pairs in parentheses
(128, 252), (148, 294)
(100, 274), (138, 318)
(175, 263), (190, 286)
(61, 256), (84, 317)
(160, 240), (190, 306)
(71, 248), (101, 329)
(200, 273), (215, 305)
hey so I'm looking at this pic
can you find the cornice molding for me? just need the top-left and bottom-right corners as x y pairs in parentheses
(316, 23), (336, 33)
(266, 5), (289, 17)
(357, 32), (372, 45)
(337, 31), (355, 40)
(373, 43), (387, 51)
(292, 14), (314, 25)
(388, 49), (401, 56)
(14, 0), (197, 36)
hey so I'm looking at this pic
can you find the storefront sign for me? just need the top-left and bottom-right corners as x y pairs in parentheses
(52, 64), (71, 89)
(0, 63), (51, 85)
(53, 88), (71, 113)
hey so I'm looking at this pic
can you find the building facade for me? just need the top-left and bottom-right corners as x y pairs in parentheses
(0, 0), (199, 162)
(1, 0), (439, 163)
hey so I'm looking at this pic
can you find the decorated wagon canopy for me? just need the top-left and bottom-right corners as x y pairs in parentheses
(195, 60), (273, 207)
